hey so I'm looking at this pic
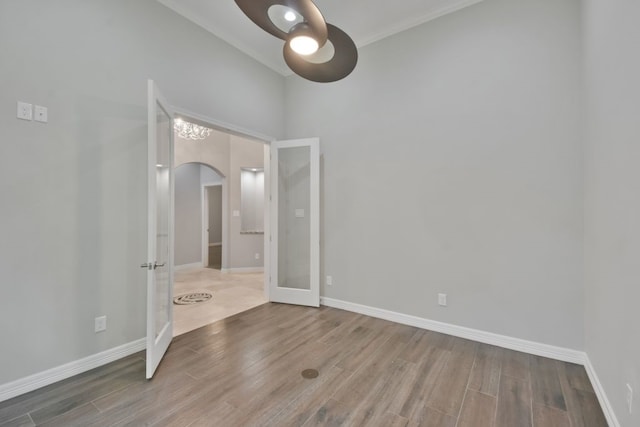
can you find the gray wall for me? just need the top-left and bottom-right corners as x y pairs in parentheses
(285, 0), (584, 349)
(201, 166), (222, 187)
(174, 164), (222, 266)
(229, 136), (265, 269)
(240, 170), (265, 233)
(175, 163), (201, 265)
(0, 0), (283, 384)
(583, 0), (640, 425)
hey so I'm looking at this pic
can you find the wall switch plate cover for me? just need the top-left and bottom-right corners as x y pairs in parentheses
(17, 101), (32, 120)
(438, 293), (447, 306)
(94, 316), (107, 333)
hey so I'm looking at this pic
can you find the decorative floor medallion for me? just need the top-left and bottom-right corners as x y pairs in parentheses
(173, 292), (213, 305)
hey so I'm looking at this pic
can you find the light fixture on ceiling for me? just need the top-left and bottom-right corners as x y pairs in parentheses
(174, 118), (212, 140)
(288, 23), (319, 55)
(235, 0), (357, 83)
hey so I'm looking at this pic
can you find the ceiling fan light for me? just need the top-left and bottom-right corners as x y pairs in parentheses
(284, 10), (296, 22)
(290, 35), (319, 55)
(284, 23), (358, 83)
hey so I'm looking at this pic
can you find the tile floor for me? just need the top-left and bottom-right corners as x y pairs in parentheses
(173, 267), (267, 336)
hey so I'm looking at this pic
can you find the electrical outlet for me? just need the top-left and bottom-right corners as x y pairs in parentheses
(34, 105), (48, 123)
(326, 275), (332, 286)
(627, 383), (633, 414)
(438, 293), (447, 307)
(255, 253), (260, 260)
(95, 316), (107, 333)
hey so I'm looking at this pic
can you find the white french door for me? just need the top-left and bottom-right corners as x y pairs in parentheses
(269, 138), (320, 307)
(144, 80), (175, 379)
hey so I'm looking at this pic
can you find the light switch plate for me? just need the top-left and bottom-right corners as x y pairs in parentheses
(17, 101), (32, 121)
(295, 209), (305, 218)
(438, 293), (447, 306)
(95, 316), (107, 333)
(233, 210), (240, 217)
(34, 105), (48, 123)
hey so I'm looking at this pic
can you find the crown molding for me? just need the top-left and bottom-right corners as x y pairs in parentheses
(157, 0), (290, 75)
(356, 0), (484, 48)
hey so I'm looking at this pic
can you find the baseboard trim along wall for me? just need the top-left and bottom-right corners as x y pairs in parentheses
(321, 296), (584, 363)
(583, 355), (621, 427)
(0, 299), (620, 427)
(0, 338), (145, 403)
(221, 267), (264, 273)
(320, 296), (620, 426)
(174, 262), (202, 272)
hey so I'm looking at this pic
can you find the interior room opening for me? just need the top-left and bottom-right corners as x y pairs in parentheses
(172, 120), (268, 336)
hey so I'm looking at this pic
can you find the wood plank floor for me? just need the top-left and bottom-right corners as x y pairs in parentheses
(0, 303), (608, 426)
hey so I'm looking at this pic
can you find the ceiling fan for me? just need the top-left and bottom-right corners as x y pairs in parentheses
(235, 0), (358, 83)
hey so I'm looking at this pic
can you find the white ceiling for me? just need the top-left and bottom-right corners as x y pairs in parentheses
(157, 0), (483, 76)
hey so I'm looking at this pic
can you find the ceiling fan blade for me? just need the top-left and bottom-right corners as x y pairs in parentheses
(235, 0), (327, 46)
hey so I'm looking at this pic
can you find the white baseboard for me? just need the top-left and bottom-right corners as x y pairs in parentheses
(0, 338), (145, 403)
(0, 299), (619, 427)
(174, 262), (202, 272)
(584, 355), (621, 427)
(320, 297), (623, 423)
(320, 297), (585, 364)
(221, 267), (264, 273)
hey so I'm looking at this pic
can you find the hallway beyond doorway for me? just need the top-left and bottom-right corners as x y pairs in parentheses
(173, 268), (266, 336)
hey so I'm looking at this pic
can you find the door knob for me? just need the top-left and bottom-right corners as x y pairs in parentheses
(140, 263), (152, 270)
(154, 262), (166, 269)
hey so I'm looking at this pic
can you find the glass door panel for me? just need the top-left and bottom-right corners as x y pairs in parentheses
(269, 138), (319, 307)
(145, 80), (174, 379)
(277, 146), (311, 290)
(154, 102), (171, 340)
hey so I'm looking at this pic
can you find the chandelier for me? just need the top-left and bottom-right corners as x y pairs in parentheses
(174, 118), (212, 140)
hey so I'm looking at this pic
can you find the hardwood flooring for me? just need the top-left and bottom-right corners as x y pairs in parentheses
(0, 303), (607, 426)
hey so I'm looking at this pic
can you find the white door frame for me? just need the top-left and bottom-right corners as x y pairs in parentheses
(173, 107), (274, 302)
(201, 181), (225, 268)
